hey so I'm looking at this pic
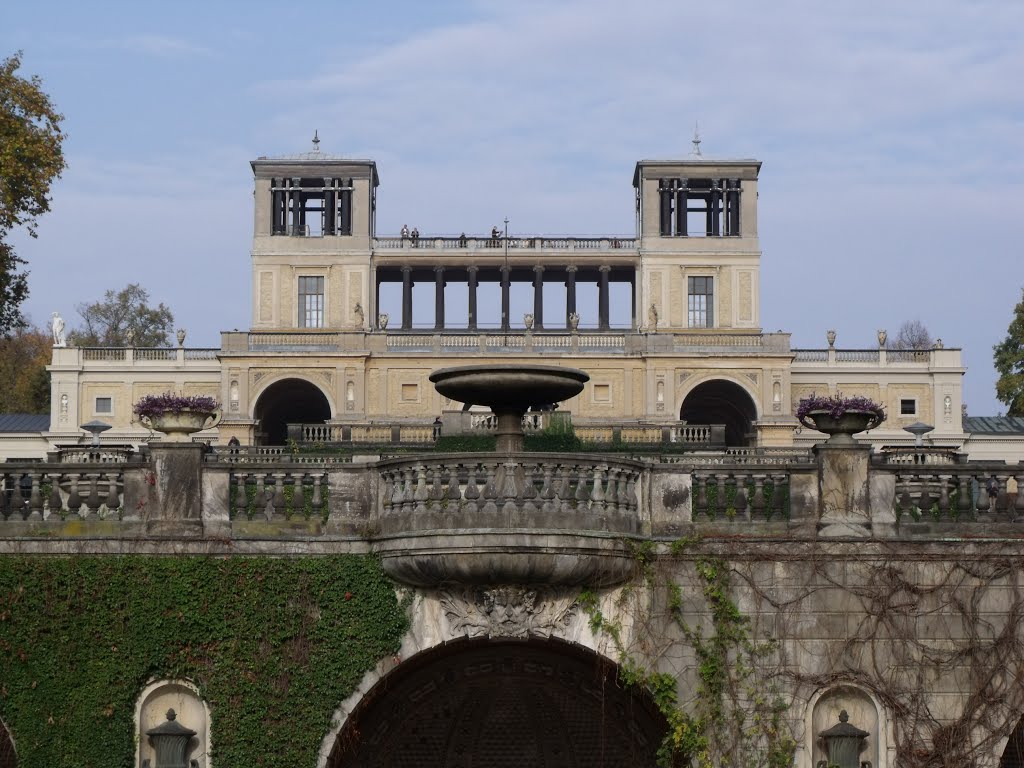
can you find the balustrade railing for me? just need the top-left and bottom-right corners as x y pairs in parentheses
(0, 464), (126, 521)
(691, 470), (794, 521)
(228, 468), (329, 520)
(373, 235), (637, 251)
(662, 447), (814, 466)
(889, 468), (1024, 522)
(376, 455), (643, 534)
(877, 448), (963, 466)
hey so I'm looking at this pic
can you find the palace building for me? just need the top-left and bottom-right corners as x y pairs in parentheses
(26, 139), (967, 458)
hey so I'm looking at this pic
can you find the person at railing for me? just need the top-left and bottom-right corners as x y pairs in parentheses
(411, 227), (420, 247)
(228, 436), (241, 455)
(490, 225), (500, 247)
(401, 224), (409, 241)
(432, 416), (443, 440)
(458, 232), (468, 247)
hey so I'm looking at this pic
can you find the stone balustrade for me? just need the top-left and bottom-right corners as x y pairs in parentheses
(0, 463), (126, 521)
(376, 455), (643, 535)
(372, 235), (637, 251)
(889, 466), (1024, 522)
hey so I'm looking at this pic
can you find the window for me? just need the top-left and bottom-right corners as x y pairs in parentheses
(95, 397), (112, 414)
(688, 276), (714, 328)
(900, 398), (917, 416)
(298, 276), (325, 328)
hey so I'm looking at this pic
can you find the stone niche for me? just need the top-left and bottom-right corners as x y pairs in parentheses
(135, 679), (209, 768)
(809, 685), (882, 768)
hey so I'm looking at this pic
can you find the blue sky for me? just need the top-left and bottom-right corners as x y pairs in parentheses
(4, 0), (1023, 415)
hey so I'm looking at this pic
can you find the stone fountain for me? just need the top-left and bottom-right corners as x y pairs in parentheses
(429, 364), (589, 451)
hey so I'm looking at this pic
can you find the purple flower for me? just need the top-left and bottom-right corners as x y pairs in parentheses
(796, 393), (886, 422)
(133, 392), (220, 419)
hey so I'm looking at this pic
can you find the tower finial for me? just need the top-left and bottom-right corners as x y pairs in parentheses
(690, 122), (702, 157)
(312, 130), (320, 153)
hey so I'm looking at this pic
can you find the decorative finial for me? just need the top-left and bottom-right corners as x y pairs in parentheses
(312, 130), (320, 152)
(839, 710), (849, 723)
(690, 122), (702, 157)
(166, 709), (177, 721)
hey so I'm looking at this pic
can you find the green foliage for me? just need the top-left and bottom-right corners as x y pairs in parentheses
(434, 434), (497, 452)
(70, 283), (174, 347)
(994, 288), (1024, 416)
(0, 51), (66, 334)
(580, 540), (796, 768)
(0, 324), (50, 413)
(0, 556), (408, 767)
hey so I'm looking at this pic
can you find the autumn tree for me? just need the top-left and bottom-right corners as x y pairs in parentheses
(70, 283), (174, 347)
(0, 324), (51, 413)
(0, 51), (66, 335)
(994, 288), (1024, 416)
(890, 319), (934, 350)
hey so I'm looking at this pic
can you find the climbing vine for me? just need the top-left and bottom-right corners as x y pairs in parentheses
(584, 537), (1024, 768)
(0, 556), (408, 768)
(581, 536), (795, 768)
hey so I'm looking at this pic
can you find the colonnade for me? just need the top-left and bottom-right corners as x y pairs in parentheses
(377, 265), (633, 331)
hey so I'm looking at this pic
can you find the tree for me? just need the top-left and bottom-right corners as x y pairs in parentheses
(70, 283), (175, 347)
(994, 289), (1024, 416)
(0, 51), (66, 335)
(889, 319), (934, 350)
(0, 324), (51, 413)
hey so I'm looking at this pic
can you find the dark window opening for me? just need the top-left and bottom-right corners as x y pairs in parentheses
(900, 399), (917, 416)
(659, 177), (740, 237)
(271, 177), (353, 237)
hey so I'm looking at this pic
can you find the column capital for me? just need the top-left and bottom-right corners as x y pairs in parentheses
(467, 265), (479, 275)
(434, 265), (445, 274)
(565, 265), (578, 274)
(401, 265), (413, 274)
(599, 265), (611, 274)
(533, 264), (545, 273)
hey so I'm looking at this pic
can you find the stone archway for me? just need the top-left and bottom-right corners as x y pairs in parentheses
(680, 378), (758, 447)
(0, 717), (14, 768)
(1001, 716), (1024, 768)
(326, 637), (672, 767)
(253, 378), (332, 445)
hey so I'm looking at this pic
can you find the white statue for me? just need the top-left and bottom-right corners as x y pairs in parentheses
(51, 312), (66, 347)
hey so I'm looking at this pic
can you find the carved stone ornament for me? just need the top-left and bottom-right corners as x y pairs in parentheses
(440, 586), (578, 640)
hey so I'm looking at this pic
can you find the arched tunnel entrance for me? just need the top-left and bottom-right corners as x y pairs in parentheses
(680, 379), (758, 448)
(326, 637), (674, 767)
(253, 378), (331, 445)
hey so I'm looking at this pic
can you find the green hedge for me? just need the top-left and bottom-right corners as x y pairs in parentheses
(0, 556), (408, 768)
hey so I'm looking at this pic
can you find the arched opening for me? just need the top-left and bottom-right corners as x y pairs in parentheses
(1001, 716), (1024, 768)
(680, 379), (758, 447)
(326, 637), (674, 767)
(0, 718), (14, 768)
(253, 378), (331, 445)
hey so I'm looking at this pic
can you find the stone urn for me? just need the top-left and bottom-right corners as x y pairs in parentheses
(826, 329), (837, 348)
(378, 313), (390, 330)
(877, 329), (887, 347)
(799, 410), (881, 446)
(568, 312), (580, 331)
(523, 313), (534, 331)
(142, 409), (221, 442)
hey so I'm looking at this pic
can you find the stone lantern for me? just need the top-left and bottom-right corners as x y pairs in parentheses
(816, 710), (871, 768)
(143, 709), (198, 768)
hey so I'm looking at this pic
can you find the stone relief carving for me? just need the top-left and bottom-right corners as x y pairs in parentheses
(743, 371), (759, 385)
(440, 586), (578, 640)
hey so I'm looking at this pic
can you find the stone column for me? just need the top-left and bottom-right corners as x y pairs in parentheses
(533, 265), (544, 330)
(467, 266), (478, 330)
(501, 265), (511, 332)
(434, 266), (445, 330)
(566, 266), (577, 328)
(598, 265), (611, 331)
(401, 266), (413, 330)
(290, 178), (302, 236)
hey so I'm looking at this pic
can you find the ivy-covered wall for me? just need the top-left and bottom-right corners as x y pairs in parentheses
(0, 556), (408, 768)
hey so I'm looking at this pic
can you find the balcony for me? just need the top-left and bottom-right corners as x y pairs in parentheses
(373, 235), (637, 253)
